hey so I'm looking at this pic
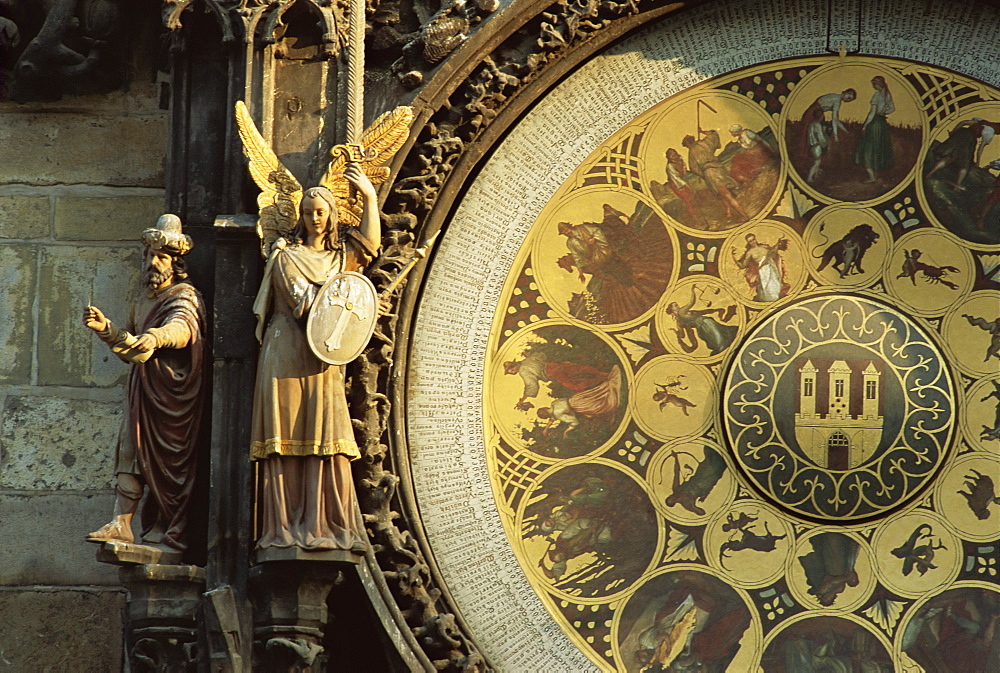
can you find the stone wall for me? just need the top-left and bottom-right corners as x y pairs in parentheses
(0, 32), (167, 673)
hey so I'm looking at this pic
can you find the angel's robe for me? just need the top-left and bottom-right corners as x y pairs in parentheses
(249, 229), (377, 551)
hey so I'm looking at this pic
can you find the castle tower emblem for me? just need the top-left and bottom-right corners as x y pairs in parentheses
(793, 358), (884, 469)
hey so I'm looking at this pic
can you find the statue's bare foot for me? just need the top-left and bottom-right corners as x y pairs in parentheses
(86, 516), (134, 544)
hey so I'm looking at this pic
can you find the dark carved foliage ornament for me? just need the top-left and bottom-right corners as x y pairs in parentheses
(378, 0), (500, 88)
(384, 0), (645, 228)
(362, 2), (657, 671)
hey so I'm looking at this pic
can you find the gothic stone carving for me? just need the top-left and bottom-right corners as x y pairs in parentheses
(250, 563), (343, 673)
(5, 0), (128, 101)
(162, 0), (338, 51)
(160, 0), (499, 86)
(121, 565), (205, 673)
(155, 1), (679, 670)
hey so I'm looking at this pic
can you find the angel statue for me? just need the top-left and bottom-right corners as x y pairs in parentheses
(236, 101), (412, 552)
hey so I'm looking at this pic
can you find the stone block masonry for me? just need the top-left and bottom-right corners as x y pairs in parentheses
(0, 395), (121, 490)
(0, 67), (168, 670)
(38, 242), (140, 387)
(0, 112), (166, 187)
(0, 587), (123, 671)
(0, 194), (48, 239)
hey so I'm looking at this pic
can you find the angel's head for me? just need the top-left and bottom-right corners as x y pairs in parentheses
(294, 186), (341, 249)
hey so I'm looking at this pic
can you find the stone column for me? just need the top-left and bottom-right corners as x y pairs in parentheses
(119, 564), (207, 672)
(249, 558), (355, 672)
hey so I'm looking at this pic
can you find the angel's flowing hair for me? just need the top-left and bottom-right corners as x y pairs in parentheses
(292, 186), (343, 251)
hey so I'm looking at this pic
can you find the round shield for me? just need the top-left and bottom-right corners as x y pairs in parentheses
(306, 271), (379, 365)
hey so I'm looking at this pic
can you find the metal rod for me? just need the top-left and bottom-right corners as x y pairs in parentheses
(380, 231), (442, 298)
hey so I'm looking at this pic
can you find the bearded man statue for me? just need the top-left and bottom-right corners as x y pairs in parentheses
(83, 214), (207, 553)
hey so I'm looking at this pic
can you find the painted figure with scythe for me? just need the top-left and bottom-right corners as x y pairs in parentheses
(682, 99), (749, 225)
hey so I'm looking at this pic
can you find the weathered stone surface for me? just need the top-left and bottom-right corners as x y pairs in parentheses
(54, 194), (166, 241)
(0, 395), (120, 490)
(0, 195), (50, 239)
(0, 113), (167, 187)
(96, 540), (182, 566)
(0, 245), (37, 385)
(38, 245), (139, 387)
(0, 492), (119, 585)
(0, 587), (123, 671)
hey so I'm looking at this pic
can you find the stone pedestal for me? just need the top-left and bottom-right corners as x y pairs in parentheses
(254, 547), (363, 565)
(119, 564), (206, 672)
(250, 560), (356, 672)
(95, 540), (183, 566)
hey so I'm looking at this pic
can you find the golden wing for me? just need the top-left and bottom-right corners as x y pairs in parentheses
(234, 100), (303, 257)
(320, 105), (414, 226)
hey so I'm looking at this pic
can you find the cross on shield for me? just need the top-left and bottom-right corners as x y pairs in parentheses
(306, 271), (379, 365)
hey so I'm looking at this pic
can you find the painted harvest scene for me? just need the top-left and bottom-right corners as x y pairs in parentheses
(483, 55), (1000, 672)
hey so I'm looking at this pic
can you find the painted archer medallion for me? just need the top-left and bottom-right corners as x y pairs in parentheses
(647, 440), (737, 527)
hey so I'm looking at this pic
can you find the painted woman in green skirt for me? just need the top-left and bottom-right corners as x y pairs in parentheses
(855, 75), (895, 183)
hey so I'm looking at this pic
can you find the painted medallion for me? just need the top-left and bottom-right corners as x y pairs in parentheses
(480, 54), (1000, 671)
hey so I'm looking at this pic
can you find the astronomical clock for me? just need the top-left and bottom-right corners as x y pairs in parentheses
(404, 1), (1000, 670)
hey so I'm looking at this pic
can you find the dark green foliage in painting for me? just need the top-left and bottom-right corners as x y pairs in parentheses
(521, 463), (657, 598)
